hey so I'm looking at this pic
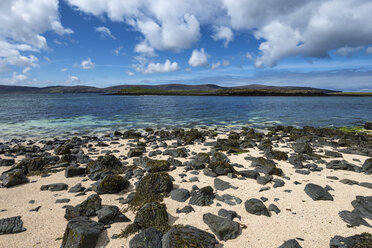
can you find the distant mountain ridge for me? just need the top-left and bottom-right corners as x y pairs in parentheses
(0, 83), (339, 94)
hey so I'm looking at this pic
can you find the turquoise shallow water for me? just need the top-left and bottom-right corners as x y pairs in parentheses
(0, 94), (371, 140)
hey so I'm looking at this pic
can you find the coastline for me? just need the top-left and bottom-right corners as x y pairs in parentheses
(0, 126), (371, 247)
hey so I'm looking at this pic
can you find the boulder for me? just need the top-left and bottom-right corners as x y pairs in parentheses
(162, 225), (217, 248)
(92, 174), (129, 194)
(85, 154), (122, 174)
(330, 233), (372, 248)
(144, 159), (170, 173)
(96, 205), (130, 225)
(278, 239), (302, 248)
(362, 158), (372, 173)
(1, 170), (28, 188)
(68, 183), (85, 193)
(351, 196), (372, 220)
(40, 183), (68, 191)
(244, 198), (270, 217)
(214, 178), (237, 191)
(0, 159), (15, 167)
(170, 188), (190, 202)
(65, 166), (85, 178)
(364, 122), (372, 130)
(61, 217), (104, 248)
(64, 194), (102, 220)
(249, 157), (283, 176)
(304, 183), (334, 201)
(128, 147), (146, 158)
(203, 213), (240, 241)
(189, 186), (214, 206)
(208, 161), (235, 176)
(0, 216), (26, 235)
(129, 227), (163, 248)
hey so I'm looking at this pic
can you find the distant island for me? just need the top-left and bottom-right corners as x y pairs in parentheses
(1, 83), (371, 96)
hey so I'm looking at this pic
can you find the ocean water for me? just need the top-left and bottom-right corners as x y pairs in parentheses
(0, 93), (371, 140)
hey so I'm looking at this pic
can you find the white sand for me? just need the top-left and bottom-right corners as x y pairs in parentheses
(0, 135), (371, 248)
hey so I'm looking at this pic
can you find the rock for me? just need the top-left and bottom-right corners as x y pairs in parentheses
(257, 175), (273, 185)
(338, 210), (371, 227)
(295, 169), (310, 175)
(162, 225), (217, 248)
(324, 150), (343, 158)
(208, 161), (235, 176)
(265, 150), (288, 161)
(273, 179), (285, 188)
(190, 153), (210, 169)
(68, 183), (86, 193)
(56, 199), (70, 204)
(0, 159), (15, 167)
(176, 205), (195, 214)
(128, 147), (146, 158)
(85, 154), (123, 174)
(40, 183), (68, 191)
(364, 121), (372, 130)
(0, 216), (26, 235)
(326, 160), (355, 171)
(268, 204), (281, 214)
(217, 209), (241, 221)
(64, 194), (102, 220)
(61, 217), (104, 248)
(304, 183), (334, 201)
(203, 213), (240, 241)
(203, 169), (218, 177)
(239, 170), (259, 179)
(96, 205), (130, 225)
(29, 206), (41, 212)
(2, 170), (28, 188)
(163, 148), (188, 158)
(214, 178), (237, 191)
(330, 233), (372, 248)
(65, 166), (85, 178)
(249, 157), (283, 176)
(339, 179), (359, 185)
(351, 196), (372, 220)
(292, 142), (313, 155)
(278, 239), (302, 248)
(119, 192), (136, 204)
(145, 159), (170, 173)
(129, 227), (163, 248)
(245, 198), (270, 217)
(92, 174), (129, 194)
(288, 155), (304, 169)
(359, 182), (372, 189)
(362, 158), (372, 173)
(170, 188), (190, 202)
(55, 145), (71, 155)
(17, 157), (47, 175)
(122, 130), (142, 139)
(215, 194), (242, 206)
(189, 186), (214, 206)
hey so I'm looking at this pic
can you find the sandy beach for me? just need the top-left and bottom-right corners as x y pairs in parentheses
(0, 127), (371, 248)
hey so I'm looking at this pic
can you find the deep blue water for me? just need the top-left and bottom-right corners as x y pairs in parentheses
(0, 94), (371, 140)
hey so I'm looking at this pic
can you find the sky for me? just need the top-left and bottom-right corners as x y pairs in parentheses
(1, 0), (372, 91)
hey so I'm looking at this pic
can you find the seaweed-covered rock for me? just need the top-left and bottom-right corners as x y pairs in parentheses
(122, 130), (142, 139)
(182, 129), (205, 144)
(55, 145), (71, 155)
(203, 213), (239, 241)
(92, 174), (129, 194)
(162, 225), (217, 248)
(128, 147), (146, 158)
(351, 196), (372, 220)
(0, 216), (26, 235)
(278, 239), (302, 248)
(64, 194), (102, 220)
(129, 227), (163, 248)
(330, 233), (372, 248)
(211, 152), (229, 163)
(1, 170), (28, 188)
(208, 161), (235, 176)
(249, 157), (283, 176)
(0, 159), (15, 167)
(190, 153), (210, 169)
(86, 154), (123, 174)
(364, 122), (372, 130)
(122, 202), (169, 237)
(163, 148), (188, 158)
(244, 198), (270, 217)
(65, 166), (85, 178)
(189, 186), (214, 206)
(130, 172), (173, 209)
(265, 150), (288, 161)
(304, 183), (334, 201)
(40, 183), (68, 191)
(61, 217), (104, 248)
(292, 142), (313, 155)
(17, 157), (47, 175)
(362, 158), (372, 173)
(170, 188), (190, 202)
(145, 159), (170, 173)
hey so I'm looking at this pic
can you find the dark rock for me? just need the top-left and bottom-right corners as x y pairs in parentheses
(61, 217), (104, 248)
(278, 239), (302, 248)
(96, 205), (130, 225)
(122, 130), (142, 139)
(326, 160), (355, 171)
(64, 194), (102, 220)
(163, 148), (188, 158)
(190, 153), (210, 169)
(119, 192), (136, 204)
(292, 142), (313, 155)
(40, 183), (68, 191)
(288, 155), (304, 169)
(65, 166), (85, 178)
(128, 147), (146, 158)
(0, 216), (26, 235)
(327, 176), (339, 180)
(55, 145), (71, 155)
(324, 150), (343, 158)
(265, 150), (288, 161)
(86, 154), (123, 174)
(203, 213), (240, 241)
(359, 182), (372, 189)
(17, 157), (47, 175)
(203, 169), (218, 178)
(145, 159), (170, 173)
(189, 186), (214, 206)
(162, 225), (217, 248)
(239, 170), (259, 179)
(170, 188), (190, 202)
(304, 183), (334, 201)
(29, 206), (41, 212)
(362, 158), (372, 173)
(338, 210), (371, 227)
(68, 183), (86, 193)
(351, 196), (372, 220)
(259, 186), (270, 192)
(217, 209), (241, 221)
(214, 178), (237, 191)
(273, 179), (285, 188)
(176, 205), (195, 214)
(249, 157), (283, 176)
(208, 161), (235, 176)
(2, 170), (28, 188)
(268, 204), (281, 214)
(257, 175), (273, 185)
(330, 233), (372, 248)
(56, 199), (70, 204)
(92, 174), (129, 194)
(129, 227), (163, 248)
(215, 194), (242, 206)
(244, 198), (270, 216)
(339, 179), (359, 185)
(364, 122), (372, 130)
(0, 159), (15, 167)
(295, 169), (310, 175)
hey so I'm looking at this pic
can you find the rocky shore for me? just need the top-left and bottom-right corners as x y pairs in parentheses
(0, 125), (372, 247)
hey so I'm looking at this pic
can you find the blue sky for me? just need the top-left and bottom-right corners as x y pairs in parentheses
(1, 0), (372, 91)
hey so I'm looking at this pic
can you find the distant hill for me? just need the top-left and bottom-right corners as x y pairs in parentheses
(0, 83), (340, 94)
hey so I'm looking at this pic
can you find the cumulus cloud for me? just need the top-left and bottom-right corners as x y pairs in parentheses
(222, 60), (230, 66)
(246, 52), (254, 61)
(95, 26), (116, 39)
(80, 58), (95, 69)
(0, 72), (27, 85)
(212, 26), (234, 47)
(127, 71), (135, 76)
(0, 0), (72, 71)
(65, 75), (80, 84)
(211, 62), (221, 70)
(188, 48), (208, 67)
(61, 68), (68, 72)
(114, 46), (124, 56)
(134, 42), (157, 57)
(136, 59), (179, 74)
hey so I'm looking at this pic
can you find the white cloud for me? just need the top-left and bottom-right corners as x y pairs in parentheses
(114, 46), (124, 56)
(211, 62), (220, 70)
(44, 56), (51, 62)
(246, 52), (254, 61)
(0, 0), (72, 71)
(366, 47), (372, 55)
(65, 75), (80, 84)
(134, 42), (157, 57)
(22, 67), (31, 74)
(212, 26), (234, 47)
(0, 72), (27, 85)
(95, 26), (116, 39)
(188, 48), (208, 67)
(61, 68), (68, 72)
(127, 71), (135, 76)
(136, 59), (179, 74)
(80, 58), (95, 69)
(222, 60), (230, 66)
(336, 46), (364, 57)
(185, 68), (192, 72)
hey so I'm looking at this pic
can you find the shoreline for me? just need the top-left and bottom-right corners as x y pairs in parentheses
(0, 126), (371, 247)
